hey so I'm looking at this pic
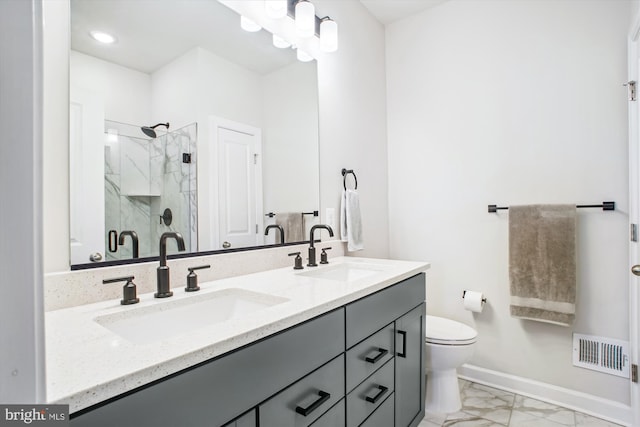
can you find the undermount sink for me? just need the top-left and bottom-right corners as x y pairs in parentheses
(94, 288), (289, 344)
(298, 262), (389, 282)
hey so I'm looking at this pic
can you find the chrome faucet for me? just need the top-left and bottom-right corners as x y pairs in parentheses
(265, 224), (285, 244)
(155, 232), (186, 298)
(308, 224), (334, 267)
(118, 230), (139, 259)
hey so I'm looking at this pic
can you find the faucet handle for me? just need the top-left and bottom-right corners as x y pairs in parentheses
(320, 247), (332, 264)
(288, 252), (304, 270)
(103, 276), (140, 305)
(186, 265), (211, 292)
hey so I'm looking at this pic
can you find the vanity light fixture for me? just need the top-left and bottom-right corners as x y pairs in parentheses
(273, 34), (291, 49)
(319, 17), (338, 53)
(295, 0), (315, 38)
(265, 0), (287, 19)
(90, 30), (116, 44)
(239, 0), (339, 58)
(240, 15), (262, 32)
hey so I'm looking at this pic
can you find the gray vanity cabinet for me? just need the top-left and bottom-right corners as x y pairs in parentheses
(69, 273), (426, 427)
(358, 393), (394, 427)
(395, 303), (426, 427)
(344, 273), (426, 427)
(70, 308), (344, 427)
(222, 410), (256, 427)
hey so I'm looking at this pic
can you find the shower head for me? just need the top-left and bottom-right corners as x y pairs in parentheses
(141, 122), (170, 138)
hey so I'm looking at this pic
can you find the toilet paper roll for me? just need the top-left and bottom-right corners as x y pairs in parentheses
(463, 290), (485, 313)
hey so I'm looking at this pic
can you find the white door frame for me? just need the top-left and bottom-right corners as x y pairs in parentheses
(209, 116), (264, 249)
(629, 10), (640, 426)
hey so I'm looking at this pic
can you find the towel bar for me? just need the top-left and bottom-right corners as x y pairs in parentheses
(342, 168), (358, 190)
(488, 201), (615, 213)
(265, 211), (319, 218)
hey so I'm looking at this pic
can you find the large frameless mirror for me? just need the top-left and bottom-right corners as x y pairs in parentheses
(68, 0), (320, 268)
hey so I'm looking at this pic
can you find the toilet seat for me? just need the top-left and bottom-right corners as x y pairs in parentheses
(425, 315), (477, 345)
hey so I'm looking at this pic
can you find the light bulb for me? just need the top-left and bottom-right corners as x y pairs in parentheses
(273, 34), (291, 49)
(240, 16), (262, 32)
(320, 18), (338, 53)
(295, 0), (315, 38)
(265, 0), (287, 19)
(297, 48), (313, 62)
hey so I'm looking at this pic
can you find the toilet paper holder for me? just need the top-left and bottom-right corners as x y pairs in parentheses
(462, 290), (487, 303)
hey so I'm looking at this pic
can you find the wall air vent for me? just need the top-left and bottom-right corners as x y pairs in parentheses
(572, 333), (630, 378)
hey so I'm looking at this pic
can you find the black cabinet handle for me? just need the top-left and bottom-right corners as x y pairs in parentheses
(365, 385), (389, 404)
(365, 348), (388, 364)
(295, 390), (330, 417)
(397, 330), (407, 358)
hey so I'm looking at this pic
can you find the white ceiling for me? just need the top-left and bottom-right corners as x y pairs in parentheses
(70, 0), (449, 76)
(70, 0), (297, 75)
(359, 0), (449, 25)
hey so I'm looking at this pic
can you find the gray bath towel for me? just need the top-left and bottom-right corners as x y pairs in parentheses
(509, 204), (577, 326)
(276, 213), (304, 243)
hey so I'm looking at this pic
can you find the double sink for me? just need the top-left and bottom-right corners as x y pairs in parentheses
(94, 261), (391, 345)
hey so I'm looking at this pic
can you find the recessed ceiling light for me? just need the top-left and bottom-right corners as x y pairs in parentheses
(90, 31), (116, 44)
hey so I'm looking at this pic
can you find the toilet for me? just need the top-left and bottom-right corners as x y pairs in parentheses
(424, 315), (478, 413)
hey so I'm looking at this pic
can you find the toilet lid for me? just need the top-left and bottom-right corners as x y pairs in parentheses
(425, 315), (477, 345)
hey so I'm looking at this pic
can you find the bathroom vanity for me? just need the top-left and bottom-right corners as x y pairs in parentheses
(45, 257), (429, 427)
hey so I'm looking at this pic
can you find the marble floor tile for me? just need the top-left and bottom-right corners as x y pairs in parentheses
(574, 413), (623, 427)
(421, 380), (625, 427)
(512, 396), (576, 426)
(508, 410), (572, 427)
(418, 419), (442, 427)
(460, 383), (515, 425)
(443, 410), (508, 426)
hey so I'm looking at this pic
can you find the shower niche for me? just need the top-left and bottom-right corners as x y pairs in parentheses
(103, 120), (197, 261)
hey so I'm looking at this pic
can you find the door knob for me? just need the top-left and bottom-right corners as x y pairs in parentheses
(89, 252), (103, 262)
(222, 241), (231, 249)
(632, 265), (640, 276)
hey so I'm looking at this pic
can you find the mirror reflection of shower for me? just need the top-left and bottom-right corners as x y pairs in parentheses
(141, 122), (170, 139)
(103, 120), (197, 261)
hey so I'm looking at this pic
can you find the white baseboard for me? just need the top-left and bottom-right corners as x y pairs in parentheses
(458, 364), (632, 426)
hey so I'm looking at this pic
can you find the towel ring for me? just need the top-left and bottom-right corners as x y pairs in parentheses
(342, 168), (358, 190)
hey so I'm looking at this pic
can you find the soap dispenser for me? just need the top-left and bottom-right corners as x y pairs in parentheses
(185, 265), (211, 292)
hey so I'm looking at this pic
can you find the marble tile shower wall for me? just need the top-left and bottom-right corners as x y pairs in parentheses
(104, 123), (197, 260)
(150, 124), (197, 254)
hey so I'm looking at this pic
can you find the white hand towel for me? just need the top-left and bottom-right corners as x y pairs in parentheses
(340, 189), (363, 252)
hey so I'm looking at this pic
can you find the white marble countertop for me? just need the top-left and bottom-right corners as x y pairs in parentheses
(45, 256), (429, 412)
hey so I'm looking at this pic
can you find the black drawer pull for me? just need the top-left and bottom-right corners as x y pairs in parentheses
(365, 348), (388, 364)
(397, 330), (407, 358)
(365, 385), (389, 404)
(295, 390), (330, 417)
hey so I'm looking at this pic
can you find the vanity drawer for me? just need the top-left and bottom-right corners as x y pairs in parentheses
(259, 355), (345, 427)
(308, 399), (345, 427)
(359, 392), (394, 427)
(345, 323), (394, 393)
(346, 358), (394, 427)
(345, 274), (425, 348)
(223, 409), (256, 427)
